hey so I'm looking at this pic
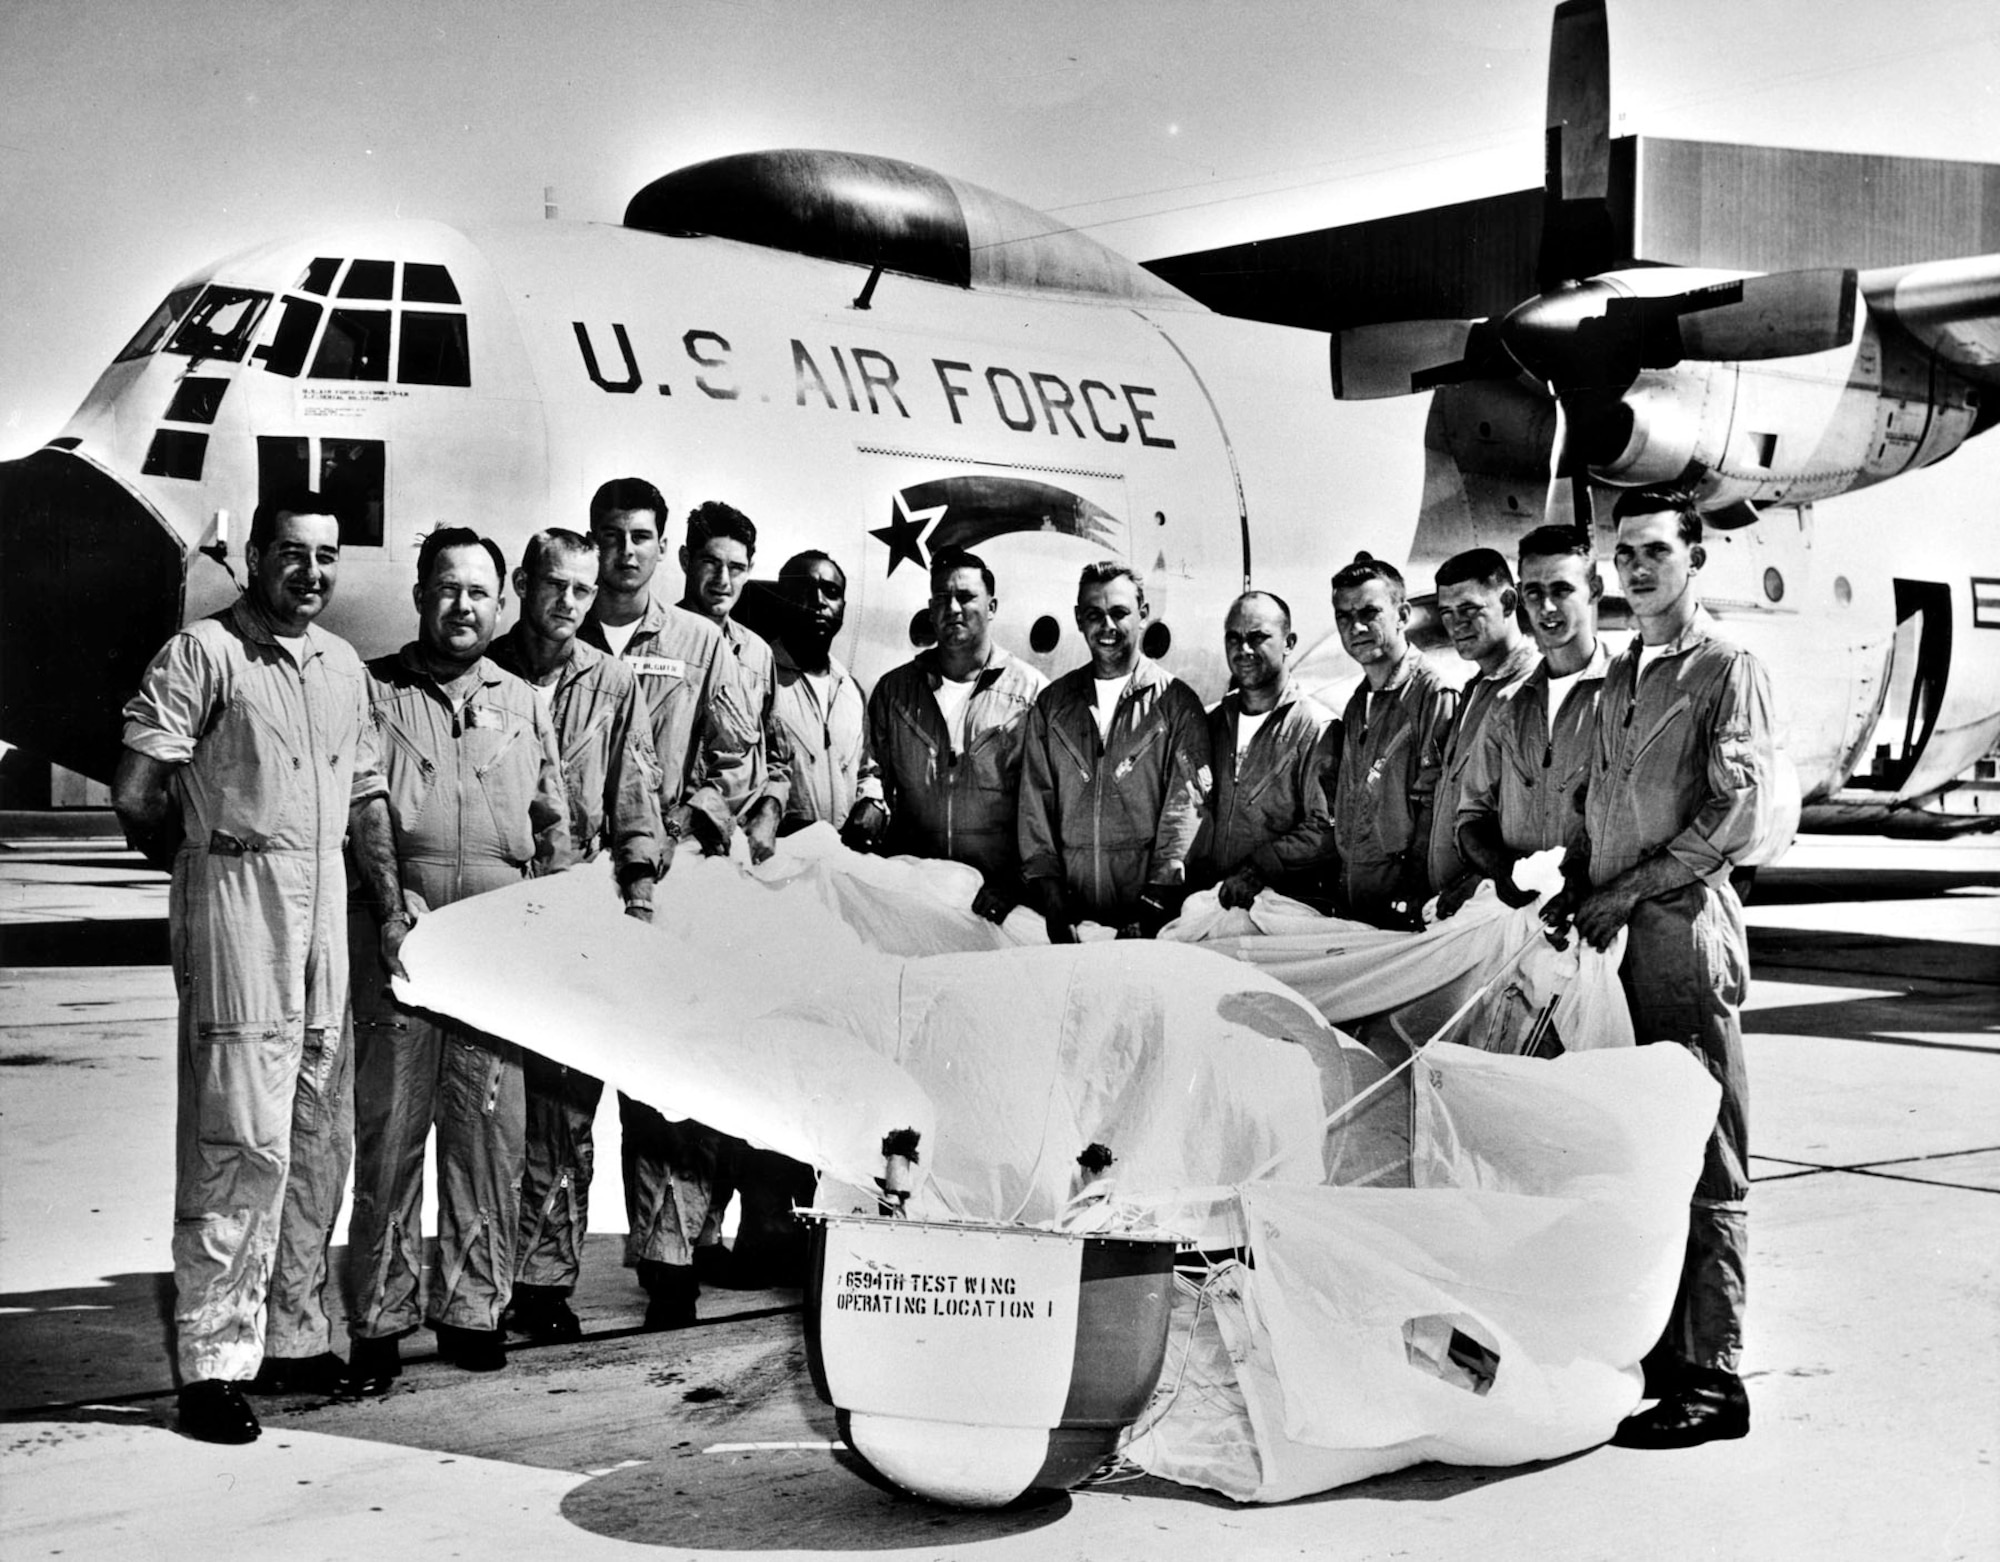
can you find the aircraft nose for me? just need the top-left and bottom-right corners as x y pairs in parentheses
(0, 448), (186, 783)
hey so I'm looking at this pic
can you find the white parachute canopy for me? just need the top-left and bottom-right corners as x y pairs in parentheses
(391, 829), (1718, 1501)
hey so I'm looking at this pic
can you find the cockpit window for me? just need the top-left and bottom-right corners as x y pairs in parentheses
(164, 285), (273, 364)
(402, 263), (461, 305)
(309, 309), (392, 381)
(298, 257), (341, 296)
(340, 259), (395, 300)
(398, 312), (470, 387)
(259, 297), (322, 379)
(115, 285), (203, 362)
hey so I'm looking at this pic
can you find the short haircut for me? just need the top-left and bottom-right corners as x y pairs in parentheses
(520, 527), (597, 581)
(589, 477), (667, 530)
(1517, 523), (1596, 565)
(1079, 559), (1146, 610)
(1330, 554), (1406, 606)
(1613, 486), (1704, 546)
(686, 500), (757, 560)
(930, 547), (996, 598)
(780, 548), (843, 587)
(1229, 589), (1293, 632)
(250, 487), (337, 550)
(417, 526), (506, 589)
(1435, 546), (1513, 593)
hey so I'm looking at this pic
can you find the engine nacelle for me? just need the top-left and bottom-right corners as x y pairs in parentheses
(1586, 322), (1982, 508)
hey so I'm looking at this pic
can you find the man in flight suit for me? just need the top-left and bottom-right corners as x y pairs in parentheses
(1019, 561), (1210, 940)
(1429, 548), (1537, 917)
(769, 550), (882, 841)
(1329, 556), (1456, 928)
(867, 548), (1047, 922)
(116, 488), (370, 1443)
(1576, 489), (1778, 1449)
(1191, 591), (1338, 910)
(578, 478), (741, 1329)
(1455, 525), (1612, 912)
(673, 500), (798, 1286)
(490, 528), (664, 1345)
(345, 529), (568, 1388)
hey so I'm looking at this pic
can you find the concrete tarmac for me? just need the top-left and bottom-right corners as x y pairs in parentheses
(2, 831), (1995, 1560)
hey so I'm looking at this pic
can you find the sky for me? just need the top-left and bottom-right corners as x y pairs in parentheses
(3, 0), (1997, 458)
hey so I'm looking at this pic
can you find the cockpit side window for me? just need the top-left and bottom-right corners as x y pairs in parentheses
(165, 286), (273, 364)
(116, 285), (203, 362)
(258, 297), (323, 379)
(398, 312), (470, 387)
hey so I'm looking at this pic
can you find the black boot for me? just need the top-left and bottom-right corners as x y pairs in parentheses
(177, 1379), (261, 1444)
(342, 1335), (402, 1398)
(637, 1260), (698, 1331)
(246, 1351), (348, 1397)
(504, 1283), (583, 1345)
(432, 1321), (508, 1372)
(1613, 1366), (1749, 1448)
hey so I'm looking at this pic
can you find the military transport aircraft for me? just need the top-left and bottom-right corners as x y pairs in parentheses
(1, 0), (1996, 837)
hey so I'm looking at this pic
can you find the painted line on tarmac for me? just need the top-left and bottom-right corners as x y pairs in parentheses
(1752, 1143), (2000, 1194)
(703, 1440), (843, 1453)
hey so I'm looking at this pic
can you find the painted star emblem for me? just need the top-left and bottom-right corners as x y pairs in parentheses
(871, 491), (947, 576)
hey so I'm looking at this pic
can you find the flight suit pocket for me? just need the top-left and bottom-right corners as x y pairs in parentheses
(191, 1019), (296, 1158)
(382, 722), (438, 835)
(291, 1022), (343, 1136)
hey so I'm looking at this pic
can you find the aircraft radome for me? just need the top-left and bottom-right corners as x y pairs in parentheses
(1, 0), (1996, 840)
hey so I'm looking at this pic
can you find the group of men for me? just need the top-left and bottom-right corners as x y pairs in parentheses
(115, 476), (1772, 1456)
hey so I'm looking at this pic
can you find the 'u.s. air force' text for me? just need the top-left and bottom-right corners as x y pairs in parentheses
(574, 323), (1175, 448)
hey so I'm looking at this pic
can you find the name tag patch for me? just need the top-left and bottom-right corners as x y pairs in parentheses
(628, 656), (688, 680)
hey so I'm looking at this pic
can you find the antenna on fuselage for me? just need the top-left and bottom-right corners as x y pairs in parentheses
(852, 263), (884, 311)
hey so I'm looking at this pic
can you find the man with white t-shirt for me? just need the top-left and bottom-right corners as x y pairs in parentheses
(867, 549), (1046, 921)
(1191, 591), (1338, 910)
(1018, 561), (1210, 940)
(1454, 524), (1609, 913)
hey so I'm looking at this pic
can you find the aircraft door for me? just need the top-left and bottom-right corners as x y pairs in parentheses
(1856, 578), (1952, 792)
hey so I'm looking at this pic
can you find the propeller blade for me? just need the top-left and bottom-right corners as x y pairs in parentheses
(1334, 319), (1508, 398)
(1543, 396), (1574, 529)
(1674, 268), (1859, 361)
(1538, 0), (1619, 288)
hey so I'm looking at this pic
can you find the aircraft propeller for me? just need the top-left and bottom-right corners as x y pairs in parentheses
(1332, 0), (1859, 535)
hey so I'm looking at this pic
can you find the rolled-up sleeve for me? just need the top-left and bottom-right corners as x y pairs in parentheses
(121, 633), (216, 764)
(1666, 648), (1777, 884)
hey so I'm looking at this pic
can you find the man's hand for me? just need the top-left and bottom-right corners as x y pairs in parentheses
(380, 888), (428, 981)
(839, 798), (889, 853)
(623, 898), (655, 923)
(970, 880), (1017, 924)
(1128, 882), (1185, 939)
(1492, 870), (1538, 910)
(1033, 880), (1077, 944)
(743, 798), (782, 864)
(687, 803), (734, 858)
(1573, 879), (1641, 951)
(1433, 872), (1481, 920)
(1217, 866), (1263, 911)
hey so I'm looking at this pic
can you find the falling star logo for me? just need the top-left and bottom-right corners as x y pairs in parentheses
(873, 477), (1124, 576)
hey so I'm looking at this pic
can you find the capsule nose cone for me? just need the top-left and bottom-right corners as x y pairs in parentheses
(0, 449), (185, 783)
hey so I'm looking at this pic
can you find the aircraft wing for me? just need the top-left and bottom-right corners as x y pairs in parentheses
(1862, 254), (2000, 376)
